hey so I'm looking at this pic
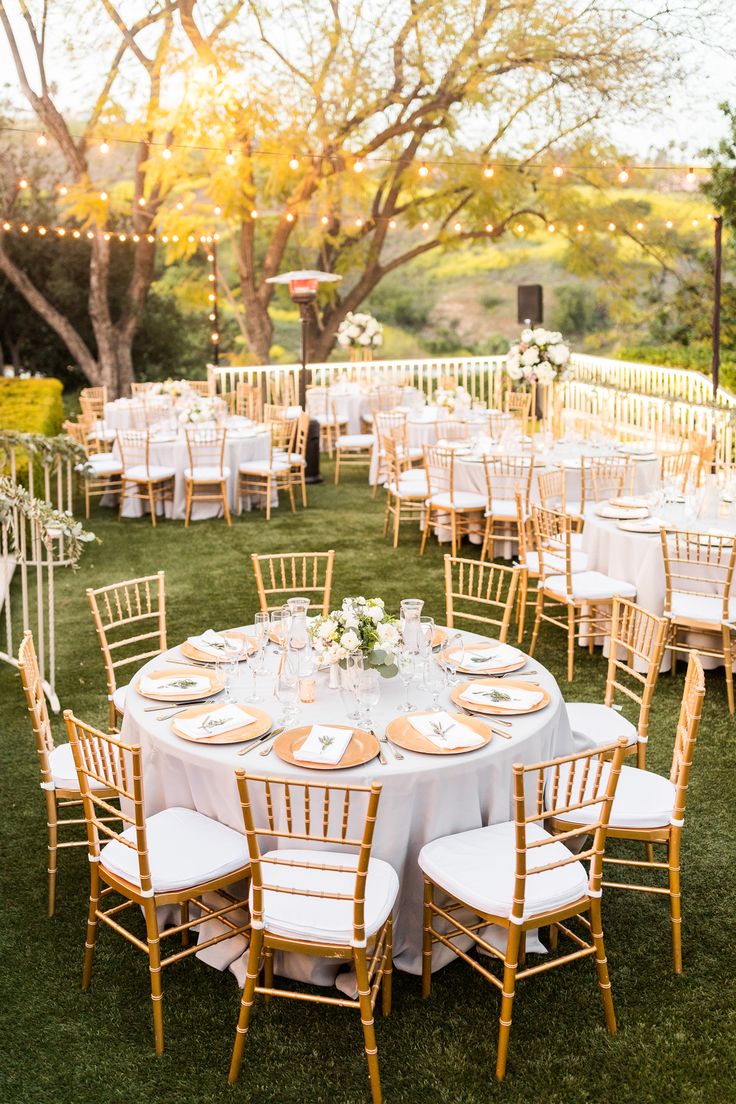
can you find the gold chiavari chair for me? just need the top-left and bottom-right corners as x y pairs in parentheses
(80, 385), (108, 416)
(262, 402), (290, 422)
(17, 632), (118, 916)
(289, 411), (310, 507)
(382, 437), (427, 548)
(335, 427), (375, 483)
(130, 380), (156, 395)
(80, 388), (117, 449)
(87, 572), (167, 731)
(306, 388), (348, 456)
(435, 419), (469, 444)
(565, 596), (668, 769)
(117, 430), (175, 526)
(420, 739), (627, 1081)
(183, 426), (231, 527)
(587, 456), (635, 503)
(538, 466), (584, 534)
(660, 528), (736, 713)
(251, 550), (334, 615)
(479, 455), (534, 561)
(187, 379), (211, 397)
(66, 712), (251, 1054)
(421, 446), (486, 558)
(549, 654), (705, 973)
(269, 371), (298, 407)
(529, 506), (636, 681)
(64, 419), (123, 518)
(228, 773), (397, 1103)
(236, 380), (260, 421)
(503, 389), (532, 434)
(372, 410), (417, 495)
(76, 407), (116, 452)
(238, 420), (295, 519)
(660, 448), (693, 492)
(691, 435), (716, 486)
(444, 554), (519, 640)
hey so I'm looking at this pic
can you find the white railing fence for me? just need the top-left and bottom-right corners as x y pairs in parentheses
(208, 353), (736, 461)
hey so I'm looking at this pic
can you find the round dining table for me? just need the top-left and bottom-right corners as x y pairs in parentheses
(119, 624), (575, 988)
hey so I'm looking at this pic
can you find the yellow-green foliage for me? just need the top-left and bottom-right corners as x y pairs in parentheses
(0, 377), (65, 483)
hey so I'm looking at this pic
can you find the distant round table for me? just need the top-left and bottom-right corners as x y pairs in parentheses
(120, 625), (574, 986)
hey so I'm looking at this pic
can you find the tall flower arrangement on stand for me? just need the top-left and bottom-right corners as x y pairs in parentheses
(505, 328), (570, 387)
(336, 312), (384, 358)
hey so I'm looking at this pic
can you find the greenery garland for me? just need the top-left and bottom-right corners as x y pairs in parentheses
(0, 477), (96, 567)
(0, 429), (88, 469)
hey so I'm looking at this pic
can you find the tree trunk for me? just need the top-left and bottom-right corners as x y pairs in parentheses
(242, 295), (273, 364)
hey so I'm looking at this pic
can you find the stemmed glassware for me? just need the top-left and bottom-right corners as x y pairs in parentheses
(270, 607), (291, 649)
(244, 613), (269, 703)
(443, 633), (465, 685)
(274, 651), (299, 726)
(397, 648), (416, 713)
(423, 658), (446, 711)
(339, 652), (364, 720)
(355, 669), (380, 730)
(222, 634), (243, 701)
(418, 616), (435, 658)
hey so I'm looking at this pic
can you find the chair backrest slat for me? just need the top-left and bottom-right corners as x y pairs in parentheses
(87, 572), (167, 697)
(251, 551), (334, 615)
(444, 555), (519, 639)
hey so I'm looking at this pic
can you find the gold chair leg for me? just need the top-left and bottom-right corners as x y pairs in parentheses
(668, 836), (683, 973)
(45, 792), (58, 917)
(147, 482), (157, 528)
(422, 878), (433, 999)
(382, 918), (393, 1017)
(222, 482), (232, 527)
(589, 897), (617, 1033)
(181, 900), (190, 947)
(265, 476), (272, 522)
(393, 500), (401, 549)
(228, 928), (263, 1083)
(480, 516), (491, 561)
(300, 471), (307, 508)
(450, 511), (458, 558)
(143, 899), (165, 1054)
(419, 507), (431, 556)
(529, 591), (544, 657)
(81, 862), (100, 990)
(722, 626), (734, 715)
(263, 947), (274, 1001)
(495, 922), (521, 1080)
(567, 605), (576, 682)
(549, 922), (559, 951)
(354, 946), (383, 1104)
(517, 574), (528, 644)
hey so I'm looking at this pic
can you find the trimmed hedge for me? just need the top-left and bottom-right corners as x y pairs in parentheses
(0, 377), (65, 483)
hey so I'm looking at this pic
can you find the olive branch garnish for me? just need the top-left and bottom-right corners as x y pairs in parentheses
(318, 734), (336, 754)
(428, 719), (456, 742)
(199, 714), (229, 734)
(476, 688), (512, 703)
(167, 677), (199, 690)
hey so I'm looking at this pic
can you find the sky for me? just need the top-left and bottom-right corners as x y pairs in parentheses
(0, 3), (734, 164)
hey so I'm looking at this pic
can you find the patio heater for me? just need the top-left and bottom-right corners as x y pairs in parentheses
(266, 270), (342, 482)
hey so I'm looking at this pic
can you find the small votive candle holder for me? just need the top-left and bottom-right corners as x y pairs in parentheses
(298, 677), (316, 703)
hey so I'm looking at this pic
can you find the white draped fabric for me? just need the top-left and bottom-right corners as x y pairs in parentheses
(119, 626), (575, 986)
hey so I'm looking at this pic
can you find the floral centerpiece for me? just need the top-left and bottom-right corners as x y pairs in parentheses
(432, 384), (471, 414)
(151, 378), (191, 399)
(505, 328), (570, 387)
(178, 397), (218, 425)
(336, 311), (384, 351)
(309, 596), (400, 676)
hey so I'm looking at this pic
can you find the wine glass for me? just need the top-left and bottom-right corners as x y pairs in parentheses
(397, 649), (416, 713)
(274, 653), (299, 725)
(253, 611), (270, 648)
(342, 652), (365, 720)
(444, 633), (465, 685)
(356, 669), (381, 730)
(423, 658), (447, 712)
(418, 616), (435, 658)
(270, 607), (291, 649)
(222, 634), (243, 701)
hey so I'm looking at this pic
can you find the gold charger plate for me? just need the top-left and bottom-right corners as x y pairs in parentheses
(386, 712), (492, 756)
(432, 627), (448, 648)
(135, 665), (224, 702)
(171, 703), (272, 745)
(442, 639), (527, 675)
(273, 725), (379, 770)
(595, 504), (649, 521)
(180, 631), (254, 663)
(609, 496), (649, 510)
(451, 678), (550, 716)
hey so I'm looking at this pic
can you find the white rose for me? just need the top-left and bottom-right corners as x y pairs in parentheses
(532, 328), (548, 343)
(547, 344), (567, 366)
(337, 332), (351, 347)
(372, 333), (383, 346)
(507, 364), (524, 380)
(548, 331), (562, 343)
(521, 347), (540, 367)
(536, 364), (556, 385)
(358, 334), (371, 345)
(520, 328), (534, 343)
(369, 606), (384, 623)
(378, 622), (399, 647)
(341, 629), (360, 652)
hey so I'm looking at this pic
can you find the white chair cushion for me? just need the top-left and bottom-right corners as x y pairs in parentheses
(549, 762), (677, 830)
(49, 742), (107, 792)
(567, 501), (583, 517)
(485, 498), (522, 518)
(254, 848), (399, 945)
(387, 481), (427, 499)
(123, 464), (175, 482)
(289, 453), (306, 466)
(666, 592), (736, 626)
(427, 491), (486, 511)
(184, 465), (231, 481)
(314, 414), (344, 426)
(238, 459), (290, 475)
(570, 531), (585, 550)
(112, 684), (128, 715)
(523, 549), (588, 576)
(565, 702), (638, 747)
(92, 422), (117, 441)
(101, 807), (250, 893)
(336, 434), (374, 448)
(418, 821), (589, 921)
(77, 456), (123, 475)
(544, 570), (636, 602)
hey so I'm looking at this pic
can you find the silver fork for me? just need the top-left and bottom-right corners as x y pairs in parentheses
(378, 730), (404, 761)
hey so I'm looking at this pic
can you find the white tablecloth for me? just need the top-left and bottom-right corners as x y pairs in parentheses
(105, 421), (272, 520)
(120, 625), (574, 985)
(309, 384), (423, 436)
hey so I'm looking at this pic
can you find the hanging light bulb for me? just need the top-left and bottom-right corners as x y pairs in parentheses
(59, 185), (69, 197)
(483, 164), (495, 179)
(485, 223), (494, 233)
(176, 201), (184, 211)
(321, 215), (329, 225)
(147, 234), (155, 242)
(225, 149), (236, 165)
(691, 218), (699, 228)
(209, 312), (216, 322)
(289, 156), (299, 170)
(547, 223), (556, 233)
(100, 190), (108, 201)
(36, 132), (47, 147)
(214, 206), (222, 216)
(686, 166), (696, 183)
(119, 233), (127, 242)
(576, 223), (585, 233)
(103, 232), (111, 241)
(418, 162), (429, 178)
(57, 228), (66, 236)
(635, 221), (645, 231)
(285, 211), (294, 222)
(421, 221), (430, 232)
(21, 224), (29, 233)
(99, 139), (110, 154)
(161, 234), (169, 243)
(38, 226), (47, 235)
(665, 219), (673, 229)
(617, 168), (630, 184)
(608, 222), (616, 232)
(453, 221), (462, 233)
(515, 223), (525, 233)
(552, 165), (563, 178)
(250, 209), (258, 219)
(353, 158), (364, 173)
(138, 196), (146, 207)
(162, 147), (172, 160)
(72, 230), (81, 238)
(18, 178), (28, 189)
(133, 234), (140, 242)
(87, 230), (95, 239)
(388, 219), (397, 229)
(355, 217), (363, 227)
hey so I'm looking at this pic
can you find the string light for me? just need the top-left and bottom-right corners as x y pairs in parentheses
(21, 224), (28, 233)
(418, 162), (429, 178)
(321, 215), (329, 225)
(389, 219), (397, 229)
(285, 211), (294, 222)
(250, 209), (258, 219)
(635, 221), (644, 231)
(176, 201), (184, 211)
(691, 218), (699, 227)
(618, 169), (630, 184)
(353, 158), (364, 173)
(38, 226), (46, 235)
(453, 221), (462, 232)
(225, 149), (236, 165)
(482, 164), (494, 179)
(138, 196), (146, 206)
(288, 156), (299, 170)
(552, 165), (563, 178)
(515, 223), (524, 233)
(421, 221), (430, 232)
(547, 223), (556, 232)
(86, 230), (94, 239)
(59, 185), (68, 197)
(36, 133), (47, 147)
(99, 139), (110, 154)
(608, 222), (616, 232)
(18, 178), (28, 189)
(57, 228), (65, 236)
(99, 191), (108, 201)
(355, 217), (363, 227)
(72, 230), (80, 238)
(485, 223), (494, 233)
(576, 223), (585, 233)
(162, 146), (172, 160)
(103, 232), (111, 240)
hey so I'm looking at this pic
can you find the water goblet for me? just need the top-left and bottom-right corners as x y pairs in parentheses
(444, 633), (465, 685)
(222, 634), (243, 701)
(418, 616), (435, 658)
(423, 658), (447, 711)
(274, 654), (299, 725)
(397, 649), (416, 713)
(356, 669), (381, 730)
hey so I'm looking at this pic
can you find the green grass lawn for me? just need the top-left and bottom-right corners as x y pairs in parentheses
(2, 464), (735, 1104)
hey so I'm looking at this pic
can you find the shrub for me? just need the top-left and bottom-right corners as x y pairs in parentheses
(0, 377), (64, 483)
(615, 342), (736, 395)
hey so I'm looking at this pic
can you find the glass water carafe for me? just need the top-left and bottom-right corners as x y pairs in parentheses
(400, 598), (424, 652)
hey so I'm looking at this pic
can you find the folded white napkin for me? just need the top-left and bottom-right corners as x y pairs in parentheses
(460, 684), (543, 711)
(140, 673), (211, 696)
(176, 703), (257, 740)
(293, 724), (353, 765)
(461, 644), (524, 671)
(186, 629), (230, 659)
(409, 711), (484, 749)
